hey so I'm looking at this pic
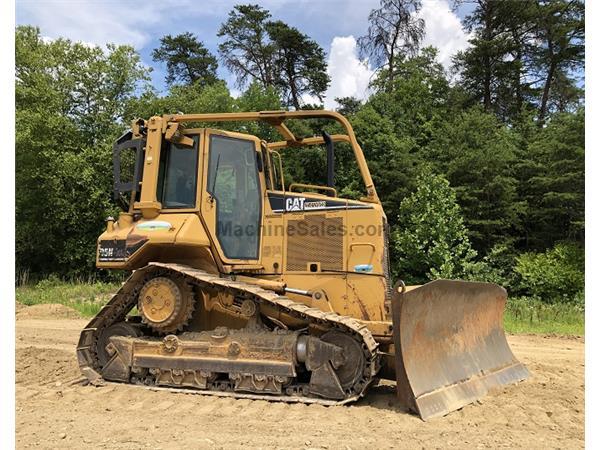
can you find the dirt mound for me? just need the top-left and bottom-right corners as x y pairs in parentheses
(16, 303), (81, 320)
(15, 302), (28, 314)
(16, 346), (81, 385)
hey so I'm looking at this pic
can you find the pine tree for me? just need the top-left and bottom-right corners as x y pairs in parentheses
(152, 32), (219, 87)
(218, 4), (329, 108)
(426, 107), (523, 253)
(358, 0), (425, 86)
(515, 109), (584, 249)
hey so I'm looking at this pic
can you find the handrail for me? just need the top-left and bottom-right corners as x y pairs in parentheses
(271, 150), (286, 192)
(289, 183), (337, 197)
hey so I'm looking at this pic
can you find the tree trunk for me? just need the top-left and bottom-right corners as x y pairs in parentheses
(387, 46), (395, 90)
(513, 30), (523, 116)
(538, 56), (556, 126)
(387, 24), (401, 90)
(482, 2), (493, 111)
(289, 80), (300, 110)
(287, 56), (300, 110)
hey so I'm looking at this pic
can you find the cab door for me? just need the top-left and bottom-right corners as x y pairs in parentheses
(200, 130), (264, 266)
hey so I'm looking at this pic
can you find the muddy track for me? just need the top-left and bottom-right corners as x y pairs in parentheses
(16, 313), (584, 449)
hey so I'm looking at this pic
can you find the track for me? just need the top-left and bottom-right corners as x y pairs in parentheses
(76, 263), (380, 403)
(16, 312), (585, 449)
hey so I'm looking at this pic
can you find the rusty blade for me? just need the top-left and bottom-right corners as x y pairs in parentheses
(391, 280), (529, 420)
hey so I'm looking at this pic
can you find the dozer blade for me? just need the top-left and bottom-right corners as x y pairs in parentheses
(391, 279), (529, 420)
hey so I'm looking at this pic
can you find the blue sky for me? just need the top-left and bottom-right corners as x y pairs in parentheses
(16, 0), (474, 107)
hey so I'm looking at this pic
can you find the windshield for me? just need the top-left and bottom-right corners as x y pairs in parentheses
(157, 135), (200, 209)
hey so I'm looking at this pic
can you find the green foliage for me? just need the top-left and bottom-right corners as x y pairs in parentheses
(454, 0), (584, 125)
(16, 26), (150, 277)
(427, 107), (523, 252)
(218, 4), (329, 108)
(124, 81), (238, 134)
(370, 47), (451, 147)
(218, 4), (277, 88)
(392, 172), (485, 284)
(516, 109), (585, 249)
(152, 32), (219, 87)
(235, 82), (282, 141)
(265, 20), (330, 109)
(334, 97), (363, 116)
(514, 242), (584, 304)
(350, 105), (416, 218)
(475, 244), (520, 289)
(532, 0), (584, 124)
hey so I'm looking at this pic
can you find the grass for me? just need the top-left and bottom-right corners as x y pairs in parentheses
(504, 297), (584, 335)
(15, 278), (121, 317)
(15, 279), (585, 335)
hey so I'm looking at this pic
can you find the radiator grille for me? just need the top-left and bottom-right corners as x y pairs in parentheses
(286, 214), (344, 271)
(382, 217), (395, 320)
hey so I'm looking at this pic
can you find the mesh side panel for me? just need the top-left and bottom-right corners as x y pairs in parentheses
(286, 215), (344, 271)
(382, 218), (392, 301)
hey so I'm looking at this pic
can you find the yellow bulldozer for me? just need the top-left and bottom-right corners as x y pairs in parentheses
(77, 110), (528, 420)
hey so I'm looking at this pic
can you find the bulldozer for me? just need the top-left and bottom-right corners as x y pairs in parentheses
(77, 110), (528, 420)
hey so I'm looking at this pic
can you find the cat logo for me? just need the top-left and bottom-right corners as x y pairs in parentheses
(285, 197), (306, 211)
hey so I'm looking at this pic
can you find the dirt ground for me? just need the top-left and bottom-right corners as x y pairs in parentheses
(15, 304), (584, 449)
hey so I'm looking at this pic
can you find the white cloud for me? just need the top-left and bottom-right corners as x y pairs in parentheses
(322, 2), (469, 110)
(323, 36), (374, 110)
(15, 0), (269, 49)
(16, 1), (180, 48)
(417, 0), (471, 69)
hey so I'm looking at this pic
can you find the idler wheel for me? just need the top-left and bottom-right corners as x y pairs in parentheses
(138, 276), (194, 333)
(97, 321), (142, 367)
(320, 330), (366, 390)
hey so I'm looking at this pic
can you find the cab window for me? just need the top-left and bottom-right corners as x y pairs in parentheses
(157, 136), (200, 209)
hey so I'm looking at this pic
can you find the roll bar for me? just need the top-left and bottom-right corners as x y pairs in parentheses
(160, 110), (380, 204)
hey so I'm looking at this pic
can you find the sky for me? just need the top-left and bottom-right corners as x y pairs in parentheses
(16, 0), (474, 108)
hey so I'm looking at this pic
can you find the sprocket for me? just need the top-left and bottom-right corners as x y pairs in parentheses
(138, 276), (195, 333)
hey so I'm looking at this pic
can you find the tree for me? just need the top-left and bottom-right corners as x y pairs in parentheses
(341, 48), (453, 225)
(392, 172), (483, 284)
(349, 104), (417, 222)
(370, 47), (451, 146)
(515, 109), (584, 249)
(334, 97), (363, 116)
(152, 32), (219, 86)
(218, 5), (329, 109)
(266, 21), (330, 109)
(453, 0), (539, 122)
(235, 81), (282, 141)
(427, 107), (523, 253)
(218, 4), (277, 88)
(358, 0), (425, 86)
(453, 0), (584, 125)
(532, 0), (584, 125)
(16, 26), (151, 277)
